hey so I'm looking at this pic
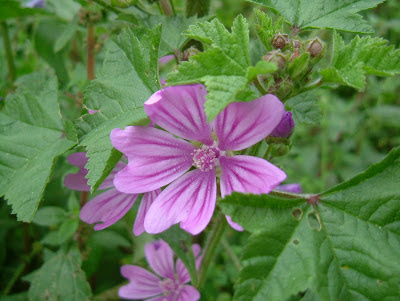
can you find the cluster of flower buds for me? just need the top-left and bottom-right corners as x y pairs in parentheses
(78, 7), (103, 26)
(257, 32), (325, 101)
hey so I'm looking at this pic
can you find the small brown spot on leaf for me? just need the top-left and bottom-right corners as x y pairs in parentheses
(292, 208), (302, 220)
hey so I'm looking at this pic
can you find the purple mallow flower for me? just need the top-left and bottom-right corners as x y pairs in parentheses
(276, 183), (302, 194)
(270, 111), (295, 138)
(25, 0), (45, 8)
(64, 152), (160, 235)
(158, 54), (175, 65)
(110, 84), (287, 235)
(119, 239), (201, 301)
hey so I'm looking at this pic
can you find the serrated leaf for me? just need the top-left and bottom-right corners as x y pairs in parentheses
(286, 91), (322, 125)
(142, 15), (206, 57)
(248, 0), (384, 34)
(220, 147), (400, 300)
(321, 33), (400, 90)
(27, 248), (92, 301)
(254, 9), (284, 51)
(167, 15), (255, 121)
(75, 27), (161, 191)
(0, 72), (76, 222)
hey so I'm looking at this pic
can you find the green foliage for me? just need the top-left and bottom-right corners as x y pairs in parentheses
(75, 27), (161, 191)
(32, 207), (68, 227)
(248, 0), (385, 33)
(220, 147), (400, 300)
(0, 0), (47, 20)
(168, 16), (260, 121)
(0, 73), (76, 222)
(286, 91), (322, 125)
(157, 225), (198, 284)
(26, 248), (92, 301)
(321, 33), (400, 90)
(254, 10), (284, 51)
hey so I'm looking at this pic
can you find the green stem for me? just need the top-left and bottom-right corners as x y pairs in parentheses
(253, 76), (267, 95)
(90, 0), (150, 15)
(196, 212), (227, 289)
(221, 238), (241, 271)
(1, 21), (16, 83)
(2, 243), (42, 296)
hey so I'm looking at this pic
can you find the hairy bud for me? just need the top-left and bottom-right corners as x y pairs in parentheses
(182, 47), (200, 61)
(271, 33), (289, 49)
(263, 50), (287, 70)
(306, 37), (324, 58)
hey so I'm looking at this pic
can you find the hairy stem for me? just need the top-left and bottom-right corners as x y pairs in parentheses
(221, 238), (241, 271)
(87, 23), (95, 80)
(196, 212), (227, 289)
(1, 22), (16, 83)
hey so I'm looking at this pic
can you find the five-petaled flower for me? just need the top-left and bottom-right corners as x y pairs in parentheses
(119, 239), (201, 301)
(64, 152), (160, 235)
(110, 84), (287, 235)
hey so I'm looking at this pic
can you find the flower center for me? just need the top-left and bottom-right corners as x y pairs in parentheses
(191, 146), (220, 172)
(159, 278), (176, 293)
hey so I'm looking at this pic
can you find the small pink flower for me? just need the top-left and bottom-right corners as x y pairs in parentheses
(110, 84), (287, 235)
(64, 152), (160, 235)
(119, 239), (201, 301)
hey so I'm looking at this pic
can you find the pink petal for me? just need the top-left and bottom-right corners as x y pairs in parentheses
(133, 189), (161, 236)
(145, 240), (175, 279)
(176, 285), (200, 301)
(64, 169), (90, 191)
(66, 152), (88, 168)
(226, 215), (244, 231)
(213, 94), (284, 151)
(119, 265), (162, 299)
(144, 170), (217, 235)
(80, 188), (138, 230)
(144, 85), (213, 145)
(176, 244), (202, 284)
(219, 155), (286, 196)
(110, 126), (195, 193)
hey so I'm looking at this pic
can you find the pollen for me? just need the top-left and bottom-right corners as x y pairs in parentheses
(191, 146), (220, 172)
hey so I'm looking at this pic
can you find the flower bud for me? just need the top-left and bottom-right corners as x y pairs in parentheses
(182, 47), (200, 61)
(271, 33), (289, 49)
(262, 50), (287, 70)
(269, 142), (291, 157)
(306, 37), (324, 58)
(270, 111), (295, 138)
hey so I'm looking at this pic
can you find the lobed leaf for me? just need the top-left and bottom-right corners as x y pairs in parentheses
(220, 147), (400, 300)
(75, 26), (161, 191)
(248, 0), (385, 34)
(0, 73), (76, 222)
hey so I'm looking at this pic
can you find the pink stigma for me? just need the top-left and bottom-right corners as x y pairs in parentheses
(191, 146), (219, 172)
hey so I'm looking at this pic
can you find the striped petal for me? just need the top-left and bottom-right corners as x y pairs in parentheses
(119, 265), (162, 299)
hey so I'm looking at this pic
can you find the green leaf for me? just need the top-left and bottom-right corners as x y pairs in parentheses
(248, 0), (384, 34)
(157, 225), (198, 284)
(220, 147), (400, 300)
(0, 72), (76, 222)
(167, 15), (255, 121)
(286, 91), (322, 125)
(27, 248), (92, 301)
(254, 9), (284, 51)
(143, 15), (205, 57)
(75, 26), (161, 191)
(32, 206), (67, 226)
(247, 60), (278, 82)
(321, 33), (400, 90)
(54, 16), (79, 53)
(41, 219), (79, 246)
(0, 0), (48, 20)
